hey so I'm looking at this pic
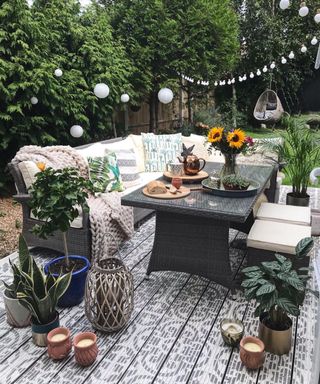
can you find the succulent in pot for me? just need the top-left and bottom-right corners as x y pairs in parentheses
(242, 238), (318, 355)
(13, 235), (72, 346)
(222, 174), (250, 191)
(29, 166), (94, 307)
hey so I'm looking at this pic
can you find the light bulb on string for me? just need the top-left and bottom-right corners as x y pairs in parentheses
(279, 0), (290, 10)
(262, 65), (268, 73)
(54, 68), (63, 77)
(311, 36), (318, 45)
(288, 51), (295, 59)
(243, 74), (247, 80)
(158, 88), (174, 104)
(214, 81), (218, 86)
(94, 83), (110, 98)
(257, 69), (262, 76)
(70, 125), (83, 138)
(227, 80), (231, 85)
(231, 78), (235, 84)
(120, 93), (130, 103)
(315, 9), (320, 23)
(30, 96), (38, 105)
(270, 62), (276, 69)
(299, 2), (309, 17)
(239, 76), (243, 82)
(250, 72), (254, 78)
(301, 44), (307, 53)
(281, 56), (287, 64)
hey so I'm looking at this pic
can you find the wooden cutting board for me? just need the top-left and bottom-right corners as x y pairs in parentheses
(142, 186), (191, 199)
(163, 170), (209, 183)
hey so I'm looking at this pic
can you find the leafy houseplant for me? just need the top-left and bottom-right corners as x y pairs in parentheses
(11, 235), (71, 346)
(29, 166), (93, 307)
(222, 174), (250, 191)
(242, 238), (318, 355)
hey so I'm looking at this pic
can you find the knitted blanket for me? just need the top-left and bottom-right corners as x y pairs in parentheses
(13, 145), (134, 260)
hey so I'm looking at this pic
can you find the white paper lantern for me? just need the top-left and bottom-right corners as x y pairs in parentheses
(257, 69), (262, 76)
(311, 36), (318, 45)
(30, 96), (38, 105)
(158, 88), (173, 104)
(289, 51), (295, 59)
(314, 10), (320, 23)
(70, 125), (83, 138)
(94, 83), (110, 99)
(250, 72), (254, 78)
(281, 56), (287, 64)
(301, 45), (307, 53)
(270, 62), (276, 69)
(54, 68), (63, 77)
(299, 2), (309, 17)
(279, 0), (290, 10)
(263, 65), (268, 73)
(120, 93), (130, 103)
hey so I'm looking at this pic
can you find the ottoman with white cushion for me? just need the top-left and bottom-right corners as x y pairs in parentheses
(246, 219), (312, 268)
(256, 202), (311, 226)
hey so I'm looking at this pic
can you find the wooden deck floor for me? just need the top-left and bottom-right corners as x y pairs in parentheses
(0, 186), (319, 384)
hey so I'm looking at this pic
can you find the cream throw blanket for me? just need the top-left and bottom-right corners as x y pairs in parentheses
(13, 145), (134, 260)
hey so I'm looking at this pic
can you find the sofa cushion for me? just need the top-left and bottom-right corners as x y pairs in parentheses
(88, 153), (124, 193)
(247, 219), (312, 255)
(129, 134), (146, 172)
(142, 133), (182, 172)
(76, 142), (106, 159)
(18, 161), (40, 190)
(256, 202), (311, 226)
(106, 148), (141, 188)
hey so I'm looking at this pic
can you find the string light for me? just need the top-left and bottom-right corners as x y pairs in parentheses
(281, 56), (287, 64)
(301, 44), (307, 53)
(262, 65), (268, 73)
(279, 0), (290, 10)
(311, 36), (318, 45)
(299, 2), (309, 17)
(257, 69), (262, 76)
(288, 51), (295, 59)
(315, 9), (320, 23)
(270, 61), (276, 69)
(250, 72), (255, 78)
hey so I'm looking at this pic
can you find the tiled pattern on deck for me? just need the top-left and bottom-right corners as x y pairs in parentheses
(0, 186), (318, 384)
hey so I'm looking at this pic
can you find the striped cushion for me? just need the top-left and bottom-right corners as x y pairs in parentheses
(107, 148), (141, 188)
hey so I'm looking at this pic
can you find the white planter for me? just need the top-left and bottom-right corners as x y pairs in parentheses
(3, 290), (31, 328)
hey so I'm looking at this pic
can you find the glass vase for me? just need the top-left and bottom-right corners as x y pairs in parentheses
(221, 153), (237, 177)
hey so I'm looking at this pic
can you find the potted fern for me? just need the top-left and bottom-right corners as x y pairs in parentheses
(29, 166), (93, 307)
(242, 238), (318, 355)
(11, 235), (71, 346)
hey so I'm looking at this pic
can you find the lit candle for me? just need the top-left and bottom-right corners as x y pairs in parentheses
(221, 322), (243, 335)
(243, 342), (262, 352)
(76, 338), (94, 348)
(50, 333), (67, 342)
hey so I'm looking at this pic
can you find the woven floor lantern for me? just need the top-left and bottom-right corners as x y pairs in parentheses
(85, 242), (134, 332)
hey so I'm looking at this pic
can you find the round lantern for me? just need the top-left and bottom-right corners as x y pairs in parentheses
(54, 68), (63, 77)
(315, 10), (320, 23)
(158, 88), (174, 104)
(120, 93), (130, 103)
(311, 36), (318, 45)
(279, 0), (290, 10)
(30, 96), (38, 105)
(299, 2), (309, 17)
(70, 125), (84, 138)
(94, 83), (110, 99)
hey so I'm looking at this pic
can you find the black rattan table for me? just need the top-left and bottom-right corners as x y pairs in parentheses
(121, 163), (273, 288)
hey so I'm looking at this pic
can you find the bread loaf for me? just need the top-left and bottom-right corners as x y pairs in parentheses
(146, 180), (167, 194)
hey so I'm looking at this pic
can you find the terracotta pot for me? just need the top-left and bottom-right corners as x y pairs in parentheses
(240, 336), (265, 369)
(3, 290), (31, 328)
(47, 327), (72, 360)
(74, 332), (98, 366)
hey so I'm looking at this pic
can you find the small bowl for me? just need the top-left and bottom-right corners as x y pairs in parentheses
(220, 318), (244, 347)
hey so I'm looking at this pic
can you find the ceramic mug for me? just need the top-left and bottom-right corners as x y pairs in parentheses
(167, 161), (184, 176)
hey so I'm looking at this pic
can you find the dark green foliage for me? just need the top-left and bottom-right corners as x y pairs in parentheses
(221, 174), (250, 189)
(242, 238), (318, 328)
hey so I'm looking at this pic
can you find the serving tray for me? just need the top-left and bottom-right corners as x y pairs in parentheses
(201, 178), (260, 198)
(142, 186), (191, 199)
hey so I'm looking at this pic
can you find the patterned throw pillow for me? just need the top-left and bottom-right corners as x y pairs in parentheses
(88, 153), (124, 193)
(106, 148), (141, 188)
(141, 133), (183, 172)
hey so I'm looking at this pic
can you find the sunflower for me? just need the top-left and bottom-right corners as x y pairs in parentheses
(208, 127), (224, 143)
(227, 129), (246, 149)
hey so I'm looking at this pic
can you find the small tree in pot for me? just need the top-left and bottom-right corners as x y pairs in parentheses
(242, 238), (318, 355)
(29, 166), (94, 307)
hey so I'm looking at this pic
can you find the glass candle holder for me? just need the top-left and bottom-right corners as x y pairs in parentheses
(220, 318), (244, 347)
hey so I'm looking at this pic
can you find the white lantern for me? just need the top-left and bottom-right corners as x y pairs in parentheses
(315, 10), (320, 23)
(279, 0), (290, 10)
(299, 2), (309, 17)
(250, 72), (254, 78)
(120, 93), (130, 103)
(301, 45), (307, 53)
(281, 56), (287, 64)
(311, 36), (318, 45)
(30, 96), (38, 105)
(158, 88), (173, 104)
(94, 83), (110, 99)
(70, 125), (84, 138)
(54, 68), (63, 77)
(257, 69), (262, 76)
(263, 65), (268, 73)
(270, 62), (276, 69)
(289, 51), (295, 59)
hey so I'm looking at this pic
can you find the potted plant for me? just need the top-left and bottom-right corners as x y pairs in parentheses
(242, 238), (318, 355)
(13, 235), (72, 346)
(222, 174), (250, 191)
(2, 236), (32, 328)
(261, 116), (320, 206)
(29, 166), (94, 307)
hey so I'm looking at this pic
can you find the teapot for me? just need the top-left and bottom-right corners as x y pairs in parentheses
(178, 145), (206, 176)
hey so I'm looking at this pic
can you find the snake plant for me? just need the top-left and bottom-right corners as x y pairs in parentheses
(5, 235), (72, 325)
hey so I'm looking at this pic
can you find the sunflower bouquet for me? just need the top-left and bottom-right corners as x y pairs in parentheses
(207, 127), (255, 155)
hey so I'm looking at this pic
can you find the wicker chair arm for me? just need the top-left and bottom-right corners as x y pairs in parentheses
(13, 194), (31, 203)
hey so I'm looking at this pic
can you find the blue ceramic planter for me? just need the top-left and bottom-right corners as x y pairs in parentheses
(44, 256), (90, 308)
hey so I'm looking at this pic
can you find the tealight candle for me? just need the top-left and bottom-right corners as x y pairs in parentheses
(220, 319), (244, 347)
(74, 332), (98, 366)
(51, 333), (68, 342)
(243, 342), (262, 352)
(76, 338), (94, 348)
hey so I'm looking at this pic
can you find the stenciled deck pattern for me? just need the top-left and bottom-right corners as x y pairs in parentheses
(0, 186), (319, 384)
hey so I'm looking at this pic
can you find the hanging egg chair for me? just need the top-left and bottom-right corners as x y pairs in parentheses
(253, 89), (284, 123)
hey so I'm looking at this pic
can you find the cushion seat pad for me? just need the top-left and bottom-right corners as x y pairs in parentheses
(256, 202), (311, 226)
